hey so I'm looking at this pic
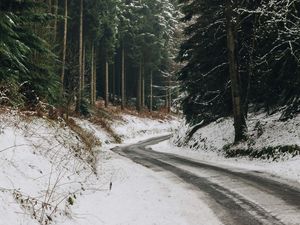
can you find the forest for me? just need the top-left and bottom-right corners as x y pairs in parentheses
(1, 0), (300, 142)
(1, 1), (300, 225)
(0, 0), (180, 116)
(179, 0), (300, 142)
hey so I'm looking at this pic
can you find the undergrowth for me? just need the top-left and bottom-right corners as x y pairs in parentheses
(224, 144), (300, 161)
(89, 116), (122, 144)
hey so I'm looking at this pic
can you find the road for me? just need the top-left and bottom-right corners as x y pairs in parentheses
(112, 135), (300, 225)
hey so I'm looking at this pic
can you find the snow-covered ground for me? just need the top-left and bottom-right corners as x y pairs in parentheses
(151, 140), (300, 183)
(152, 112), (300, 183)
(173, 112), (300, 153)
(58, 149), (222, 225)
(1, 108), (299, 225)
(0, 109), (192, 225)
(111, 114), (179, 144)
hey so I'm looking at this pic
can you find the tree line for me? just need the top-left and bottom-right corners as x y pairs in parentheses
(0, 0), (181, 115)
(178, 0), (300, 142)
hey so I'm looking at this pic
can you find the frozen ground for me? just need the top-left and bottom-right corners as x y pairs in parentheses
(151, 140), (300, 183)
(173, 112), (300, 152)
(1, 108), (299, 225)
(2, 110), (210, 225)
(58, 148), (222, 225)
(153, 112), (300, 183)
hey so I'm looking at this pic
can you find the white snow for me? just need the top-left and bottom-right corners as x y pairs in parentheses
(3, 110), (219, 225)
(58, 150), (222, 225)
(173, 112), (300, 152)
(152, 112), (300, 183)
(111, 114), (179, 144)
(0, 110), (101, 225)
(2, 107), (299, 225)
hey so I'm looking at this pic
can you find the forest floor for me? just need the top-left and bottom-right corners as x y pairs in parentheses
(0, 107), (299, 225)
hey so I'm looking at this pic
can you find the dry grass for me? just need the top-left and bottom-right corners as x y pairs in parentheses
(89, 116), (122, 144)
(93, 100), (174, 121)
(66, 118), (101, 150)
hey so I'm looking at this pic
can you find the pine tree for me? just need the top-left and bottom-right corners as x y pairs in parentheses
(0, 0), (58, 104)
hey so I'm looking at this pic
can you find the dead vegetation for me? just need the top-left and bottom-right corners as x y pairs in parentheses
(0, 111), (101, 225)
(89, 116), (122, 144)
(93, 100), (175, 121)
(66, 118), (101, 150)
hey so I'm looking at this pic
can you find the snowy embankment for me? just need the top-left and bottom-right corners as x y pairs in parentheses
(151, 112), (300, 182)
(0, 109), (181, 225)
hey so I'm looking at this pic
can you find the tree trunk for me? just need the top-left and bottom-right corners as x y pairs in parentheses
(61, 0), (68, 96)
(53, 0), (58, 42)
(93, 52), (97, 104)
(83, 43), (86, 91)
(112, 62), (116, 104)
(105, 61), (109, 108)
(48, 0), (52, 13)
(137, 62), (142, 112)
(225, 0), (247, 142)
(77, 0), (83, 113)
(121, 46), (125, 110)
(168, 76), (171, 113)
(90, 43), (95, 105)
(165, 87), (169, 112)
(149, 70), (153, 112)
(141, 64), (145, 108)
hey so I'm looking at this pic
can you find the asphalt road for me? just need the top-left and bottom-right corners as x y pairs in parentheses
(112, 135), (300, 225)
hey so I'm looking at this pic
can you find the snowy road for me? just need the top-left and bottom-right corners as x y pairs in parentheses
(112, 135), (300, 225)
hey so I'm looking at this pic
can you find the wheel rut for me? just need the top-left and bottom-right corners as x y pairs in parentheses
(111, 136), (300, 225)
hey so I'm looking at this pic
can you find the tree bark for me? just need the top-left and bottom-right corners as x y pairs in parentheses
(137, 62), (142, 112)
(53, 0), (58, 42)
(141, 64), (145, 108)
(77, 0), (83, 113)
(48, 0), (52, 13)
(105, 61), (109, 108)
(168, 76), (171, 113)
(121, 46), (125, 110)
(165, 86), (169, 112)
(112, 62), (115, 104)
(90, 43), (95, 105)
(149, 70), (153, 112)
(61, 0), (68, 96)
(225, 0), (247, 142)
(83, 43), (86, 90)
(93, 51), (97, 104)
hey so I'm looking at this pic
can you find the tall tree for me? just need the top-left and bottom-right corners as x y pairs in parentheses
(77, 0), (84, 112)
(225, 0), (247, 142)
(61, 0), (68, 95)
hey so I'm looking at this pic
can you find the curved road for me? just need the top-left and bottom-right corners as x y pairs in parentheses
(112, 135), (300, 225)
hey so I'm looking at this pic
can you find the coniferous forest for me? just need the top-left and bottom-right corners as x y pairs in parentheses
(1, 1), (300, 224)
(1, 0), (300, 142)
(178, 0), (300, 141)
(0, 0), (180, 115)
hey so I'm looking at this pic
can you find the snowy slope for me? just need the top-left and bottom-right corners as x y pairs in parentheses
(112, 114), (179, 144)
(0, 109), (181, 225)
(173, 112), (300, 155)
(153, 112), (300, 182)
(0, 110), (102, 225)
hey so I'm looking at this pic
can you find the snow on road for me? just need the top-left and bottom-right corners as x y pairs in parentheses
(2, 111), (223, 225)
(151, 140), (300, 184)
(163, 112), (300, 184)
(2, 108), (299, 225)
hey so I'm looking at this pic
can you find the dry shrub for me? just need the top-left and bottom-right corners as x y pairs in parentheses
(122, 107), (173, 121)
(89, 116), (122, 144)
(67, 118), (101, 151)
(93, 101), (173, 121)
